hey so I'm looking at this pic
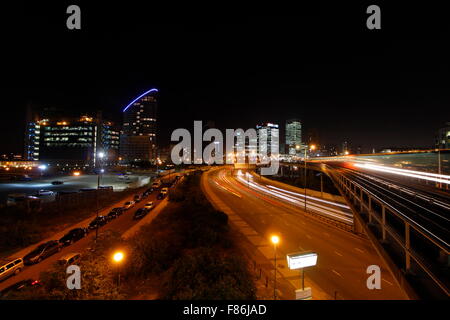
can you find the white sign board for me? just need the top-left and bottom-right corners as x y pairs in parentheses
(287, 252), (318, 270)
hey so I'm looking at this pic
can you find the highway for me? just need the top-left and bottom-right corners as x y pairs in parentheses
(0, 173), (180, 294)
(205, 167), (407, 299)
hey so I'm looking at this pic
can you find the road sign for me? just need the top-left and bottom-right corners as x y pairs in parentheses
(286, 251), (318, 270)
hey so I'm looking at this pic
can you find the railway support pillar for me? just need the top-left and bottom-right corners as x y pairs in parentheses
(405, 223), (411, 272)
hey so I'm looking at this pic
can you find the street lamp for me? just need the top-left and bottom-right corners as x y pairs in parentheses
(95, 151), (106, 242)
(38, 164), (47, 178)
(271, 235), (280, 300)
(437, 149), (442, 189)
(112, 251), (124, 288)
(304, 145), (316, 212)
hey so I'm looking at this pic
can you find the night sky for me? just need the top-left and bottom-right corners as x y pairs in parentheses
(1, 2), (449, 154)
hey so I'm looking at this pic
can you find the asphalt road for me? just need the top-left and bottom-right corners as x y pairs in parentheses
(0, 174), (179, 293)
(206, 167), (407, 299)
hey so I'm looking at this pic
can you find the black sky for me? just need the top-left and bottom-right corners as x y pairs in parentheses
(1, 2), (449, 154)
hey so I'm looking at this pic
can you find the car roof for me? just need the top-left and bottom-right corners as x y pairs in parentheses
(59, 252), (80, 261)
(0, 258), (21, 266)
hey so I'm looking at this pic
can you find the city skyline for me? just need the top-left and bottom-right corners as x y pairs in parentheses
(1, 4), (449, 155)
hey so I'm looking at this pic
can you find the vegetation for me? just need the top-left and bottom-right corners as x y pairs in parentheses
(125, 170), (255, 299)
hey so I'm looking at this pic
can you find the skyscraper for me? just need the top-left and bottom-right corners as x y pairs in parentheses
(256, 123), (279, 161)
(285, 119), (302, 155)
(120, 88), (158, 163)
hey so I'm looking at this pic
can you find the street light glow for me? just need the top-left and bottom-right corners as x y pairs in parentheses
(98, 152), (105, 159)
(113, 251), (124, 263)
(271, 235), (280, 245)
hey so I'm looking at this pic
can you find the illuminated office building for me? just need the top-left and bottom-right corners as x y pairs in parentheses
(285, 119), (302, 155)
(120, 88), (158, 163)
(256, 123), (279, 159)
(25, 113), (119, 167)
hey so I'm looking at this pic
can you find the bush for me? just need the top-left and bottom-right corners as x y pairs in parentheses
(162, 248), (256, 300)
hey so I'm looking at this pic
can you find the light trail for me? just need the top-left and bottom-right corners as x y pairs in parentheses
(266, 185), (350, 209)
(354, 163), (450, 185)
(234, 175), (353, 224)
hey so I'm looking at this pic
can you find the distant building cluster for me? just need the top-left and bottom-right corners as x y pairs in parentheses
(20, 88), (449, 171)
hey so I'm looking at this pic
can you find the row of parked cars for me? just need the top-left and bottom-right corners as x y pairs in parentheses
(0, 186), (161, 297)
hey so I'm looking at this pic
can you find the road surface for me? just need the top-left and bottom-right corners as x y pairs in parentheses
(204, 167), (407, 299)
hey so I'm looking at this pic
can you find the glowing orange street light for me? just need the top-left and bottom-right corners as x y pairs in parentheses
(73, 171), (81, 176)
(113, 251), (124, 263)
(112, 251), (125, 288)
(271, 235), (280, 299)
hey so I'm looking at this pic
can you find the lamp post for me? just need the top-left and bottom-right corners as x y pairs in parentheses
(112, 251), (124, 288)
(437, 149), (442, 189)
(95, 152), (105, 242)
(271, 235), (280, 300)
(38, 164), (47, 179)
(304, 145), (316, 212)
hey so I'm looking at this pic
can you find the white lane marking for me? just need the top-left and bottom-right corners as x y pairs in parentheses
(334, 251), (343, 257)
(354, 247), (364, 254)
(382, 278), (393, 286)
(332, 269), (343, 278)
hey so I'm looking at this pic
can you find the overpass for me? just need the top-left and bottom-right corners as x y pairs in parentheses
(275, 153), (450, 299)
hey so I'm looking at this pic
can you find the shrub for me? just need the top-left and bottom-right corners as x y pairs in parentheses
(162, 247), (256, 300)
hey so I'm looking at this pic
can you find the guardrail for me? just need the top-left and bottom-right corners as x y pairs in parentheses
(326, 165), (449, 299)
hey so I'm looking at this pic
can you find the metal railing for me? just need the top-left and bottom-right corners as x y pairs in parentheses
(326, 165), (449, 298)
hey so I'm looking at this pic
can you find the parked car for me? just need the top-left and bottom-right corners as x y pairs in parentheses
(88, 216), (108, 230)
(144, 201), (154, 210)
(157, 192), (165, 200)
(151, 180), (162, 189)
(0, 279), (42, 298)
(111, 207), (124, 216)
(133, 194), (142, 203)
(98, 185), (113, 190)
(36, 189), (54, 196)
(123, 201), (135, 210)
(160, 187), (169, 194)
(58, 253), (81, 266)
(24, 240), (61, 265)
(106, 210), (118, 221)
(51, 180), (64, 185)
(0, 258), (24, 282)
(59, 228), (87, 246)
(133, 208), (148, 220)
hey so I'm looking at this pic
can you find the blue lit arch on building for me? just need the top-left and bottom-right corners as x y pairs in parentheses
(122, 88), (158, 112)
